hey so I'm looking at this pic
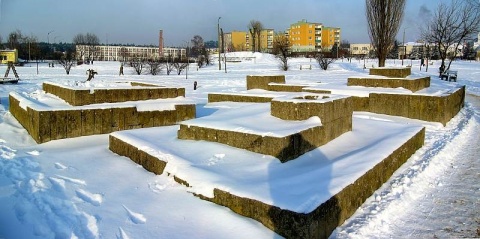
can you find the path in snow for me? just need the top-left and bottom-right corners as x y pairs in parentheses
(333, 94), (480, 238)
(402, 94), (479, 238)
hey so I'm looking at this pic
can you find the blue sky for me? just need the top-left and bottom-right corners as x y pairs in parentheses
(0, 0), (441, 46)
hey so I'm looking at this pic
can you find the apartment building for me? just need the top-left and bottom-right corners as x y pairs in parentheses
(223, 29), (274, 52)
(322, 27), (341, 49)
(259, 29), (274, 53)
(76, 45), (186, 62)
(288, 19), (341, 53)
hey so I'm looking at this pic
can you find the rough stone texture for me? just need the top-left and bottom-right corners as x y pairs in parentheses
(370, 67), (411, 78)
(268, 84), (305, 92)
(9, 93), (195, 143)
(208, 93), (274, 103)
(351, 96), (370, 111)
(369, 86), (465, 126)
(43, 82), (185, 106)
(109, 135), (166, 175)
(303, 89), (332, 94)
(180, 96), (353, 162)
(195, 127), (424, 239)
(347, 76), (430, 92)
(109, 121), (425, 239)
(246, 75), (285, 90)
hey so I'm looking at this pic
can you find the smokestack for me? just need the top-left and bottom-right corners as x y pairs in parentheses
(159, 30), (164, 58)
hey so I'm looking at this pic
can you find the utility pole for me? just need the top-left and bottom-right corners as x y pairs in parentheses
(218, 17), (221, 71)
(186, 41), (189, 79)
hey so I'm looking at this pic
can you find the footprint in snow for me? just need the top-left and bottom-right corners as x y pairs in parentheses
(55, 175), (87, 186)
(48, 177), (66, 192)
(27, 150), (40, 156)
(54, 162), (68, 170)
(117, 227), (131, 239)
(122, 205), (147, 224)
(75, 189), (103, 206)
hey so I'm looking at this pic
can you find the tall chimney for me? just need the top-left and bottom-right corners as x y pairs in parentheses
(159, 30), (164, 58)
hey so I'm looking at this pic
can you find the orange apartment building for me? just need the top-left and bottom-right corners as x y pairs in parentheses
(288, 19), (340, 53)
(223, 29), (274, 52)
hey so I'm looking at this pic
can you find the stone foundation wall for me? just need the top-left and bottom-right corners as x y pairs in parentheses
(347, 76), (430, 92)
(370, 67), (411, 78)
(9, 93), (195, 143)
(43, 82), (185, 106)
(181, 96), (353, 162)
(178, 115), (350, 163)
(208, 93), (274, 103)
(268, 84), (305, 92)
(369, 86), (465, 125)
(351, 96), (370, 111)
(246, 75), (285, 90)
(110, 121), (425, 239)
(196, 127), (425, 239)
(109, 135), (166, 175)
(271, 96), (352, 123)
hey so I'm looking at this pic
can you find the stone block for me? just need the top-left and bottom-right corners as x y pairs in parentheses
(247, 75), (285, 90)
(370, 67), (411, 78)
(66, 110), (82, 138)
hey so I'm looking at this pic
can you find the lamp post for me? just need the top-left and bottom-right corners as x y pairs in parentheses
(185, 41), (189, 79)
(47, 30), (54, 47)
(218, 17), (221, 70)
(47, 30), (54, 59)
(402, 27), (409, 66)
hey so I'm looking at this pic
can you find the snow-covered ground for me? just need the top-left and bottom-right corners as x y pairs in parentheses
(0, 53), (479, 238)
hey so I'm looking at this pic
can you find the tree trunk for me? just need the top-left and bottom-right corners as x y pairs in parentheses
(378, 56), (386, 67)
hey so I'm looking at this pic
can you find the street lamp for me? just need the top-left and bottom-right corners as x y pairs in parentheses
(47, 30), (54, 46)
(185, 41), (189, 80)
(402, 27), (409, 66)
(218, 17), (221, 71)
(47, 30), (54, 59)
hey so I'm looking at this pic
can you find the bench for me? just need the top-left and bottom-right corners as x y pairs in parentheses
(300, 64), (312, 70)
(440, 70), (457, 82)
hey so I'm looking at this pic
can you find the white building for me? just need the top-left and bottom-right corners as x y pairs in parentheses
(76, 45), (186, 62)
(350, 43), (373, 57)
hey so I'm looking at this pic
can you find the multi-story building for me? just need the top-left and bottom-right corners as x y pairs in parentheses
(222, 29), (274, 53)
(322, 27), (341, 49)
(288, 19), (340, 53)
(232, 31), (249, 51)
(259, 29), (274, 53)
(76, 45), (186, 62)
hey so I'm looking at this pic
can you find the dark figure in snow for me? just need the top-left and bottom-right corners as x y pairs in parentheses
(194, 81), (198, 90)
(86, 69), (98, 81)
(119, 64), (124, 75)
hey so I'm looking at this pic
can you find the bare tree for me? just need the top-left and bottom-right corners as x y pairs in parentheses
(163, 54), (175, 75)
(7, 30), (22, 50)
(146, 59), (163, 75)
(191, 35), (209, 67)
(272, 33), (290, 71)
(85, 33), (100, 63)
(366, 0), (406, 67)
(421, 0), (480, 74)
(248, 20), (263, 52)
(73, 34), (87, 62)
(24, 35), (39, 62)
(129, 54), (145, 75)
(57, 51), (76, 75)
(173, 62), (188, 75)
(315, 52), (336, 70)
